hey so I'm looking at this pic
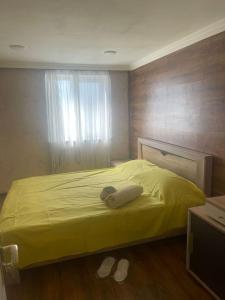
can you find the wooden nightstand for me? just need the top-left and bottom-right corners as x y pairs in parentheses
(186, 199), (225, 300)
(110, 160), (130, 167)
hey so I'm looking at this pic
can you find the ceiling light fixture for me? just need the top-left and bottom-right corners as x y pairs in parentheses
(104, 50), (117, 55)
(9, 44), (25, 50)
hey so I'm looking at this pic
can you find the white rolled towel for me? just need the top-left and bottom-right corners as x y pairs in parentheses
(100, 186), (117, 200)
(104, 185), (143, 209)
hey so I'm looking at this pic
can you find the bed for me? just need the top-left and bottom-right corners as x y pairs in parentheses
(0, 138), (213, 269)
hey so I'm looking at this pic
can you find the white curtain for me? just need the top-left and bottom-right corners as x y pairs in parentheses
(45, 70), (111, 173)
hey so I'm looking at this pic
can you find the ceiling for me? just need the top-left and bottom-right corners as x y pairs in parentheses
(0, 0), (225, 70)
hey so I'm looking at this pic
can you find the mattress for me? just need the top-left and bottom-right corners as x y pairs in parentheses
(0, 160), (205, 268)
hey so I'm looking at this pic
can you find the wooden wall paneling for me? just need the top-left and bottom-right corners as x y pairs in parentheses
(129, 31), (225, 195)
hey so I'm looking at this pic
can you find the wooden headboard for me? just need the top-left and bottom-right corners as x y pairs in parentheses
(138, 138), (213, 196)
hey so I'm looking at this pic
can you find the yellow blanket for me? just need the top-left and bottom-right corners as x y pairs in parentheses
(0, 160), (204, 268)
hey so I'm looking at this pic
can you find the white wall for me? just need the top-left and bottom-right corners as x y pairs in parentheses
(0, 69), (129, 192)
(110, 71), (129, 160)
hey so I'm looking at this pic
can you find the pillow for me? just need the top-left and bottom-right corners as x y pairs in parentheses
(131, 167), (205, 206)
(115, 159), (156, 178)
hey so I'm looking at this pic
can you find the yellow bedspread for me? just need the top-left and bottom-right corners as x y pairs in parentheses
(0, 160), (204, 268)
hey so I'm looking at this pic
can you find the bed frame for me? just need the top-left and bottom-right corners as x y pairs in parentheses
(138, 138), (213, 196)
(28, 138), (213, 268)
(22, 138), (214, 269)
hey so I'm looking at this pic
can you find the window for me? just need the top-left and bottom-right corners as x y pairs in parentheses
(45, 71), (111, 146)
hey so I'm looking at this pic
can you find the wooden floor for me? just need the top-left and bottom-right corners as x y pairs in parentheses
(6, 236), (213, 300)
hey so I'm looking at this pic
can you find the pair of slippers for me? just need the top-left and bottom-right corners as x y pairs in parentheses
(97, 257), (129, 283)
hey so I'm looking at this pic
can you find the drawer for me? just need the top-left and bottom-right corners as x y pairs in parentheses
(205, 203), (225, 226)
(188, 213), (225, 299)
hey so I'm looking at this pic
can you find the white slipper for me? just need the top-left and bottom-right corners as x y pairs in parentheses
(113, 259), (129, 283)
(97, 256), (116, 278)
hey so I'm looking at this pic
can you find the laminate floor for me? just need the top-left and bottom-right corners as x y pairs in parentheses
(6, 236), (213, 300)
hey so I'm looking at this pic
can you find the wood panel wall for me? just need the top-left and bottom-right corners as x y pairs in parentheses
(129, 31), (225, 195)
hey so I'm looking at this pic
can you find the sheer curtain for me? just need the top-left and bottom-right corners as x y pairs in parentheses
(45, 70), (111, 173)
